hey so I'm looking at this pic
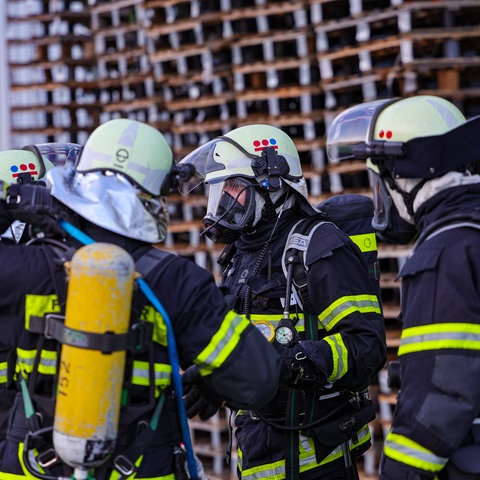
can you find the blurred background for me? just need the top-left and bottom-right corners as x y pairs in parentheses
(1, 0), (480, 478)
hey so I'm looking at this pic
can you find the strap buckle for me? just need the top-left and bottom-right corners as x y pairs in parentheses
(37, 448), (59, 469)
(114, 454), (136, 477)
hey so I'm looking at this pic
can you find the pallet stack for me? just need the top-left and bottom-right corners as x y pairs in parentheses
(5, 1), (480, 478)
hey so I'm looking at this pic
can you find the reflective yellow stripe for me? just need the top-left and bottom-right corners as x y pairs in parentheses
(349, 233), (377, 253)
(139, 305), (167, 347)
(16, 348), (57, 376)
(324, 333), (348, 382)
(383, 432), (448, 472)
(247, 313), (305, 322)
(238, 425), (371, 479)
(25, 294), (61, 330)
(0, 361), (8, 383)
(398, 323), (480, 356)
(247, 313), (307, 332)
(17, 442), (46, 477)
(319, 295), (381, 331)
(196, 311), (250, 376)
(132, 360), (172, 388)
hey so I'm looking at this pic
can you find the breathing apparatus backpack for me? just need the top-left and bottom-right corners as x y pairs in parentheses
(16, 241), (197, 480)
(282, 193), (381, 315)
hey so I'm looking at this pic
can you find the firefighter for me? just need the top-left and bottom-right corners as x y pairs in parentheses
(326, 95), (480, 480)
(178, 124), (387, 480)
(0, 119), (282, 479)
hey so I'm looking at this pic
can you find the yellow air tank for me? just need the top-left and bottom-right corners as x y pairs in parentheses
(53, 243), (135, 469)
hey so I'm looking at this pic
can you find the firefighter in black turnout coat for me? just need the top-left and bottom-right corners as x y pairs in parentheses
(327, 95), (480, 480)
(0, 119), (282, 480)
(179, 124), (387, 480)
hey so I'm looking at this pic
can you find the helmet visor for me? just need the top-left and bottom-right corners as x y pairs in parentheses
(178, 136), (259, 195)
(368, 170), (392, 231)
(25, 143), (83, 168)
(205, 177), (256, 232)
(327, 99), (395, 162)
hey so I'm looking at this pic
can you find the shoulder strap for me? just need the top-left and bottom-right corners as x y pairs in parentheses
(134, 248), (171, 279)
(282, 216), (329, 315)
(414, 212), (480, 251)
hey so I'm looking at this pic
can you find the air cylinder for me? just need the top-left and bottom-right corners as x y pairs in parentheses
(53, 243), (135, 469)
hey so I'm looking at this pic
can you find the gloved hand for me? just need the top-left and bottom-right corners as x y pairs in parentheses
(275, 342), (326, 389)
(5, 183), (66, 236)
(182, 365), (224, 421)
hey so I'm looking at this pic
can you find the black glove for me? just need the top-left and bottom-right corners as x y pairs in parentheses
(276, 342), (325, 389)
(5, 183), (66, 236)
(182, 366), (223, 421)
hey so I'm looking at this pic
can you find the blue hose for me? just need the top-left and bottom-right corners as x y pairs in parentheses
(58, 220), (199, 480)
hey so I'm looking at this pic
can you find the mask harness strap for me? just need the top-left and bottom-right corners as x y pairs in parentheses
(57, 220), (199, 480)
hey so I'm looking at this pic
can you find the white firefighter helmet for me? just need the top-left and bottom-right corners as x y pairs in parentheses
(0, 149), (58, 243)
(179, 124), (306, 197)
(76, 118), (173, 196)
(49, 119), (173, 243)
(327, 95), (474, 244)
(178, 124), (313, 242)
(0, 149), (54, 185)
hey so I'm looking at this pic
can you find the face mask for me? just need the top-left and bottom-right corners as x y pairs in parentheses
(368, 170), (417, 244)
(202, 178), (257, 243)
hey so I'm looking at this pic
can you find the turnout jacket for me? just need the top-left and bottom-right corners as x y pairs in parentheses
(0, 226), (281, 480)
(380, 184), (480, 480)
(222, 206), (387, 480)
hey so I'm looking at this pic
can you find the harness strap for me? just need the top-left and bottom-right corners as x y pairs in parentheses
(285, 389), (300, 480)
(112, 394), (166, 479)
(28, 314), (153, 354)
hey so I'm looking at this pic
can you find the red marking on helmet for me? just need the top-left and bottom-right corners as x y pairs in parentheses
(253, 138), (279, 152)
(11, 163), (38, 178)
(386, 131), (392, 139)
(379, 130), (385, 138)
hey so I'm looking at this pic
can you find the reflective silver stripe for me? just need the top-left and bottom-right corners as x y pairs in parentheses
(399, 323), (480, 356)
(383, 432), (448, 471)
(0, 361), (7, 383)
(131, 361), (171, 386)
(239, 425), (370, 479)
(197, 311), (249, 375)
(319, 295), (380, 331)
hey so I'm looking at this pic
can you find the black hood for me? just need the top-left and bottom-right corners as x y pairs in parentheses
(415, 183), (480, 234)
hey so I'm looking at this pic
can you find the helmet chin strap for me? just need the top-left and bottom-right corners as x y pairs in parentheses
(383, 174), (428, 219)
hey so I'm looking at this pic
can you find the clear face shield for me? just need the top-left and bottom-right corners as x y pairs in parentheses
(177, 136), (260, 195)
(25, 143), (83, 169)
(368, 169), (393, 232)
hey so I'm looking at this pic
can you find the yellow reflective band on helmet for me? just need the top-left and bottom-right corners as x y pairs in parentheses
(319, 295), (381, 331)
(349, 233), (377, 253)
(196, 311), (250, 376)
(238, 425), (370, 480)
(24, 294), (61, 330)
(131, 360), (172, 388)
(383, 432), (448, 472)
(398, 323), (480, 356)
(0, 361), (7, 384)
(324, 333), (348, 382)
